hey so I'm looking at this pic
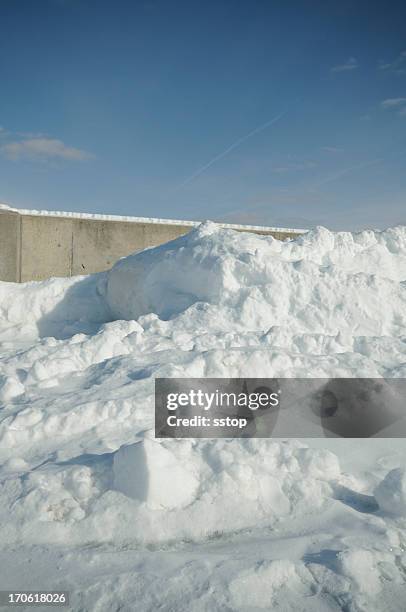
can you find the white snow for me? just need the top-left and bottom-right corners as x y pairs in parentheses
(229, 560), (315, 609)
(375, 467), (406, 516)
(0, 222), (406, 610)
(113, 438), (200, 510)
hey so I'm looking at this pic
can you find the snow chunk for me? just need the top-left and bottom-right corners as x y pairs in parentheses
(113, 439), (199, 510)
(374, 467), (406, 516)
(0, 375), (24, 401)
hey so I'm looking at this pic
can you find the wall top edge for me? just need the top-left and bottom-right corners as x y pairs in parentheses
(0, 203), (307, 234)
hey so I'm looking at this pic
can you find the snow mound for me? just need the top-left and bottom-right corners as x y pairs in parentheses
(112, 438), (338, 523)
(0, 273), (109, 339)
(1, 222), (406, 610)
(106, 222), (406, 336)
(1, 223), (406, 466)
(0, 438), (340, 549)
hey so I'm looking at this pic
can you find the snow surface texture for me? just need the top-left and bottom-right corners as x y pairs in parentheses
(1, 222), (406, 611)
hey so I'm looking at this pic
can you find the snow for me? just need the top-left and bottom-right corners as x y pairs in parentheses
(0, 222), (406, 610)
(229, 560), (315, 609)
(113, 438), (200, 510)
(375, 467), (406, 516)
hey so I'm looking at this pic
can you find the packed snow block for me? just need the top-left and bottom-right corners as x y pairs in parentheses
(106, 221), (243, 321)
(374, 467), (406, 516)
(0, 210), (21, 282)
(113, 439), (199, 509)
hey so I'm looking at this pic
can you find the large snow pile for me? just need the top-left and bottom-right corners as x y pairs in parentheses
(1, 223), (406, 611)
(106, 222), (406, 337)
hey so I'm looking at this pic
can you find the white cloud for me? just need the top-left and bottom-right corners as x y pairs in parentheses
(381, 97), (406, 108)
(381, 98), (406, 117)
(331, 57), (358, 73)
(1, 137), (93, 162)
(378, 50), (406, 75)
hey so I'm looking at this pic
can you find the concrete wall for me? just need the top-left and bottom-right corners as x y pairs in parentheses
(0, 209), (304, 283)
(20, 215), (74, 282)
(0, 210), (21, 282)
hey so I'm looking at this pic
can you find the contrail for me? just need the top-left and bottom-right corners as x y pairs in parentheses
(179, 109), (289, 187)
(314, 158), (383, 187)
(315, 146), (406, 188)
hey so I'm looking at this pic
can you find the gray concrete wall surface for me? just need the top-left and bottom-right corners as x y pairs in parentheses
(0, 210), (21, 282)
(0, 209), (305, 283)
(20, 215), (74, 282)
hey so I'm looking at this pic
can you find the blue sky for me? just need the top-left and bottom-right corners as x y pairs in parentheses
(0, 0), (405, 230)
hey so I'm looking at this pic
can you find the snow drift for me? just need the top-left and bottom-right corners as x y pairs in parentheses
(106, 222), (406, 337)
(1, 222), (406, 610)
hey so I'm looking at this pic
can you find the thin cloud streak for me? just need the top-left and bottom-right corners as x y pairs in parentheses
(314, 158), (383, 188)
(381, 98), (406, 118)
(381, 98), (406, 108)
(179, 110), (289, 187)
(331, 57), (358, 73)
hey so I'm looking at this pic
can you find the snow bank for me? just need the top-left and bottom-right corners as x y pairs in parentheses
(111, 437), (337, 536)
(0, 273), (109, 339)
(1, 222), (406, 610)
(0, 437), (339, 549)
(106, 222), (406, 337)
(1, 223), (406, 464)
